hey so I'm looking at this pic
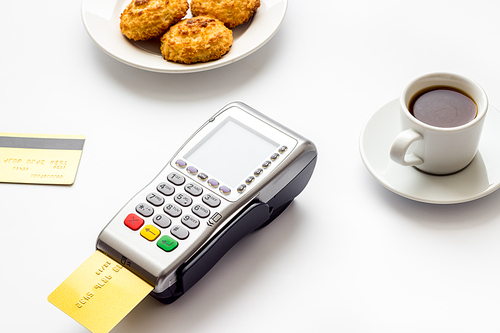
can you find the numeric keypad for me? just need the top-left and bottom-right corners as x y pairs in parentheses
(124, 171), (221, 253)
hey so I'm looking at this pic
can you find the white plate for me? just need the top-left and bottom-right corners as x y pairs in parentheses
(81, 0), (287, 73)
(359, 99), (500, 204)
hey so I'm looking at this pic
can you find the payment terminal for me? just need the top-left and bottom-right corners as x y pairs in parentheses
(96, 102), (317, 303)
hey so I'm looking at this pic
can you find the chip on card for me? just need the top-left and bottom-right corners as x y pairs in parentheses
(48, 250), (154, 333)
(0, 132), (85, 185)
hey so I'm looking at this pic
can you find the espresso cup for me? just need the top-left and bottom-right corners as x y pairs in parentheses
(390, 72), (488, 175)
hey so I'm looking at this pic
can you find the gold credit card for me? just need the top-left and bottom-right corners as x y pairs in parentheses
(48, 251), (154, 333)
(0, 132), (85, 185)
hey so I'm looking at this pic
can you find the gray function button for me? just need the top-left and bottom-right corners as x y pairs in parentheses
(278, 146), (287, 153)
(153, 214), (172, 228)
(192, 204), (210, 218)
(136, 203), (154, 217)
(181, 215), (200, 229)
(146, 192), (165, 206)
(171, 225), (189, 240)
(157, 182), (175, 196)
(174, 193), (193, 207)
(185, 183), (203, 196)
(164, 203), (182, 218)
(262, 161), (271, 169)
(167, 172), (185, 186)
(198, 173), (208, 181)
(202, 193), (221, 208)
(270, 153), (280, 161)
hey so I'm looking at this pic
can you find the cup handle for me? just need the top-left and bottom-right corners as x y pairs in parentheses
(390, 128), (424, 166)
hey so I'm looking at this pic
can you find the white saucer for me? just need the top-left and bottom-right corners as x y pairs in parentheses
(359, 99), (500, 204)
(81, 0), (287, 73)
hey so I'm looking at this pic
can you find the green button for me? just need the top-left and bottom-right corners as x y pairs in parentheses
(157, 236), (178, 252)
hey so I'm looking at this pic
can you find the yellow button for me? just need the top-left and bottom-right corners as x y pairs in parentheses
(140, 225), (160, 241)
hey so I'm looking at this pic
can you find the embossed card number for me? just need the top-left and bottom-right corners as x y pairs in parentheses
(0, 132), (85, 185)
(48, 250), (153, 333)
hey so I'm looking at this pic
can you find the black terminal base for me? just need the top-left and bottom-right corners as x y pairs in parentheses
(151, 155), (317, 304)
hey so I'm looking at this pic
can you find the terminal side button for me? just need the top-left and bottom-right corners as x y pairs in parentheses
(207, 213), (222, 227)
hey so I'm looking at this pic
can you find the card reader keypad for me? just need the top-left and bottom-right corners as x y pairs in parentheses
(125, 172), (217, 253)
(174, 193), (193, 207)
(146, 193), (165, 206)
(136, 203), (154, 217)
(164, 203), (182, 217)
(153, 214), (171, 228)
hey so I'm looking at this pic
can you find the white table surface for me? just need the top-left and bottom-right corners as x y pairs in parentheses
(2, 1), (500, 332)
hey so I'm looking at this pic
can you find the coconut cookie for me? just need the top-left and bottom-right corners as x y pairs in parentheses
(120, 0), (189, 41)
(160, 16), (233, 64)
(190, 0), (260, 28)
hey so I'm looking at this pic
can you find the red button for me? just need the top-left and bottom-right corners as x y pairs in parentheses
(124, 213), (144, 231)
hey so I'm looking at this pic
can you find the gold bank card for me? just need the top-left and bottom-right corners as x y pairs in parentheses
(48, 251), (154, 333)
(0, 132), (85, 185)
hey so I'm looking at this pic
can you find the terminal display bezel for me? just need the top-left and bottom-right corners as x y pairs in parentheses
(170, 106), (298, 202)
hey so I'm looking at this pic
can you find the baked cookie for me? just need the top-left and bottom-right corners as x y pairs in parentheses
(120, 0), (189, 41)
(190, 0), (260, 28)
(160, 16), (233, 64)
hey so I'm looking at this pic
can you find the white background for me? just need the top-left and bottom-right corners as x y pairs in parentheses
(2, 0), (500, 332)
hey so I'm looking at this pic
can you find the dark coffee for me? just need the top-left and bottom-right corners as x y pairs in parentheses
(409, 86), (477, 128)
